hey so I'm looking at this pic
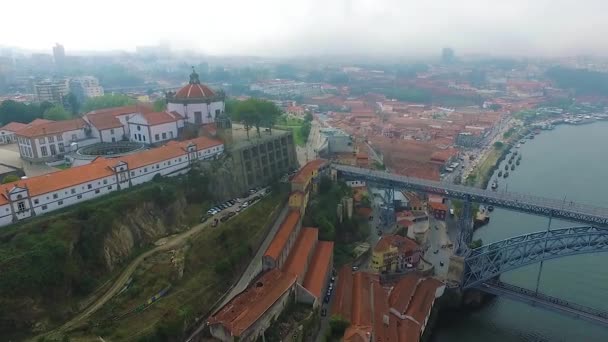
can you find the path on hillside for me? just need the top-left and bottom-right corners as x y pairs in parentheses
(36, 191), (266, 340)
(186, 204), (289, 341)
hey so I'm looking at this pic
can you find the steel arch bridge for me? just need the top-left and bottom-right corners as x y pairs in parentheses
(462, 226), (608, 289)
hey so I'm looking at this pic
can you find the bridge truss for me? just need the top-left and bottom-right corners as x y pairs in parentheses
(462, 226), (608, 289)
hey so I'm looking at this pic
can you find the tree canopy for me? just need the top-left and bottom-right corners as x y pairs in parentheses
(43, 105), (72, 121)
(153, 98), (167, 112)
(232, 98), (282, 138)
(82, 94), (136, 112)
(0, 100), (49, 125)
(546, 66), (608, 96)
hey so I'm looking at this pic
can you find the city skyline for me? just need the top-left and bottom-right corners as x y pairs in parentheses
(2, 0), (608, 57)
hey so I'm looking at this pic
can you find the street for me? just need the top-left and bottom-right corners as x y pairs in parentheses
(425, 215), (453, 280)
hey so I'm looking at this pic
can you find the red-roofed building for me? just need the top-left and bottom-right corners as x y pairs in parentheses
(291, 159), (328, 193)
(167, 68), (225, 126)
(428, 201), (448, 220)
(208, 269), (297, 342)
(302, 240), (334, 306)
(15, 118), (90, 161)
(282, 227), (318, 282)
(371, 235), (421, 272)
(127, 111), (185, 144)
(263, 211), (302, 270)
(0, 135), (223, 227)
(333, 269), (445, 342)
(0, 122), (27, 144)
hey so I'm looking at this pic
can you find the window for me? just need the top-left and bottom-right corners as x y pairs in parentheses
(34, 199), (39, 204)
(170, 131), (174, 138)
(144, 168), (148, 172)
(178, 158), (181, 162)
(58, 200), (63, 205)
(41, 146), (48, 156)
(111, 137), (116, 142)
(120, 173), (127, 182)
(77, 194), (82, 199)
(48, 136), (54, 143)
(71, 188), (76, 194)
(42, 205), (47, 210)
(71, 134), (77, 141)
(58, 142), (65, 153)
(155, 134), (160, 141)
(57, 135), (63, 141)
(137, 125), (141, 131)
(87, 184), (92, 189)
(53, 194), (58, 199)
(110, 128), (115, 134)
(39, 137), (45, 144)
(168, 160), (171, 165)
(131, 171), (135, 176)
(50, 144), (57, 156)
(156, 164), (159, 169)
(95, 189), (100, 194)
(143, 135), (146, 142)
(162, 132), (167, 139)
(103, 179), (108, 185)
(215, 109), (220, 115)
(107, 185), (112, 190)
(17, 201), (25, 211)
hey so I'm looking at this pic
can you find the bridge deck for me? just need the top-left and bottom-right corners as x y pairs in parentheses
(478, 281), (608, 326)
(333, 164), (608, 226)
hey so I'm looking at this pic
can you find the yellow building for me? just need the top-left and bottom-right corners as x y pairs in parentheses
(288, 190), (309, 215)
(371, 235), (422, 273)
(291, 159), (327, 193)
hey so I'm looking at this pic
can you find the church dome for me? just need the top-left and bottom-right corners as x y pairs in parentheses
(174, 67), (216, 100)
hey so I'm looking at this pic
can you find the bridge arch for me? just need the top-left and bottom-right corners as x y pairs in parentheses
(462, 226), (608, 289)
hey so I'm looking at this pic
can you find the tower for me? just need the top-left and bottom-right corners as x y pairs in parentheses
(215, 110), (233, 147)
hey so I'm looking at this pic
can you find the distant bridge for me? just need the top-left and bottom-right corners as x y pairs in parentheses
(478, 281), (608, 327)
(462, 226), (608, 288)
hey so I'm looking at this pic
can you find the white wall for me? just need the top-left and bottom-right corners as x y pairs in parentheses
(167, 101), (224, 125)
(0, 141), (224, 228)
(129, 122), (151, 144)
(100, 127), (125, 143)
(150, 122), (178, 143)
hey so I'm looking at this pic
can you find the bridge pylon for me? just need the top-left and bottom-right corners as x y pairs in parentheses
(381, 187), (395, 227)
(456, 198), (474, 256)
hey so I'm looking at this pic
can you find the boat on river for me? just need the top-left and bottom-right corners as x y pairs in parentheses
(504, 171), (509, 178)
(511, 164), (515, 171)
(491, 180), (498, 190)
(498, 170), (503, 177)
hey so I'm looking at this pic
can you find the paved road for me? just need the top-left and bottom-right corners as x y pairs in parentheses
(38, 191), (268, 340)
(425, 216), (453, 280)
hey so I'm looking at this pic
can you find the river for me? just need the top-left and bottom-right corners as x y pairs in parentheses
(433, 121), (608, 342)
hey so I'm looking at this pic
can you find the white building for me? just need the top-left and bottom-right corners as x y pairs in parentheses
(166, 68), (225, 126)
(69, 76), (104, 102)
(127, 111), (184, 144)
(15, 118), (92, 161)
(34, 79), (69, 104)
(0, 136), (224, 227)
(0, 122), (27, 144)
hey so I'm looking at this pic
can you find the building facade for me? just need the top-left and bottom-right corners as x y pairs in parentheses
(15, 118), (91, 161)
(34, 79), (69, 104)
(166, 68), (225, 126)
(371, 234), (422, 272)
(0, 136), (223, 227)
(69, 76), (104, 102)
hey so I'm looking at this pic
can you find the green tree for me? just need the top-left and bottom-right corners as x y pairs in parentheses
(82, 94), (136, 112)
(0, 100), (46, 124)
(65, 92), (80, 115)
(43, 105), (71, 121)
(493, 141), (504, 150)
(329, 315), (350, 337)
(153, 98), (167, 112)
(2, 174), (19, 184)
(233, 98), (282, 138)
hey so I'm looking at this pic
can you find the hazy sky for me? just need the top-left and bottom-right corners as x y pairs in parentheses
(2, 0), (607, 57)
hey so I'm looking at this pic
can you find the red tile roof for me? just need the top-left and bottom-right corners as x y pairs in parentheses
(0, 136), (223, 205)
(208, 269), (296, 337)
(282, 227), (318, 280)
(175, 83), (216, 99)
(29, 118), (54, 125)
(86, 113), (123, 130)
(17, 118), (87, 138)
(388, 274), (422, 314)
(302, 241), (334, 299)
(292, 159), (327, 185)
(405, 278), (443, 325)
(0, 122), (27, 132)
(351, 272), (373, 326)
(86, 104), (152, 117)
(264, 210), (301, 261)
(428, 201), (448, 212)
(140, 111), (183, 126)
(374, 234), (419, 253)
(331, 265), (354, 321)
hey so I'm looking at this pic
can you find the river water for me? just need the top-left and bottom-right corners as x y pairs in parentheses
(433, 121), (608, 342)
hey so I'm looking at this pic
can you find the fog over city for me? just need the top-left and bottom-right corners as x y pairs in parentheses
(3, 0), (608, 56)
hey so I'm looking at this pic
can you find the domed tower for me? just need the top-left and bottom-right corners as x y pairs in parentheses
(214, 107), (233, 146)
(167, 67), (225, 125)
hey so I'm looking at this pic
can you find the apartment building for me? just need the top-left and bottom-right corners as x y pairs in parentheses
(69, 76), (104, 102)
(34, 79), (68, 103)
(0, 136), (223, 227)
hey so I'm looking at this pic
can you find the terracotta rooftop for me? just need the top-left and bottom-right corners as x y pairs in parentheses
(29, 118), (54, 125)
(292, 159), (327, 185)
(428, 201), (448, 212)
(86, 104), (152, 117)
(86, 113), (123, 130)
(208, 269), (296, 337)
(374, 234), (419, 254)
(351, 272), (373, 327)
(388, 274), (422, 314)
(17, 118), (87, 138)
(302, 240), (334, 299)
(405, 278), (443, 325)
(175, 83), (216, 99)
(331, 265), (354, 322)
(282, 227), (318, 280)
(264, 210), (301, 261)
(0, 122), (27, 132)
(139, 111), (183, 126)
(0, 136), (223, 205)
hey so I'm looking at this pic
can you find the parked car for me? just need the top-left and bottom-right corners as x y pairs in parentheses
(440, 261), (445, 267)
(236, 207), (242, 212)
(321, 308), (327, 317)
(331, 276), (335, 282)
(323, 296), (329, 304)
(434, 250), (439, 254)
(220, 215), (231, 222)
(227, 212), (236, 218)
(352, 266), (359, 271)
(211, 218), (219, 227)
